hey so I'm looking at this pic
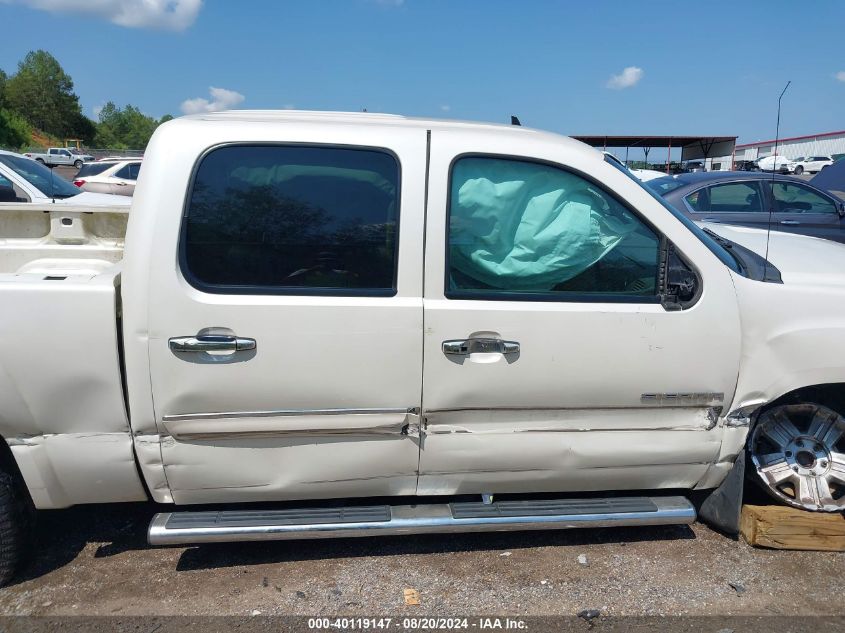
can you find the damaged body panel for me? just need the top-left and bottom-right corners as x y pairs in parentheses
(0, 271), (145, 508)
(416, 130), (745, 496)
(417, 408), (723, 495)
(122, 121), (430, 505)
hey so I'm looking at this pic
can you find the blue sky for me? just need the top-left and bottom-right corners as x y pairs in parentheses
(1, 0), (843, 152)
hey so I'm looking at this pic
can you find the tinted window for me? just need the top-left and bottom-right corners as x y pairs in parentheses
(0, 154), (80, 198)
(686, 181), (764, 212)
(772, 182), (837, 214)
(115, 163), (134, 179)
(447, 156), (660, 301)
(183, 145), (400, 295)
(127, 163), (141, 179)
(77, 162), (115, 177)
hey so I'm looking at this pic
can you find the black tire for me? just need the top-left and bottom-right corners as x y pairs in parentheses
(0, 470), (34, 586)
(35, 158), (44, 164)
(73, 159), (83, 170)
(794, 165), (803, 175)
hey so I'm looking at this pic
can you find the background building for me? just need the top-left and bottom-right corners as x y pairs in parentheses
(733, 130), (845, 164)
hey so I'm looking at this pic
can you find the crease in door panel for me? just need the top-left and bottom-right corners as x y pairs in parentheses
(416, 128), (432, 491)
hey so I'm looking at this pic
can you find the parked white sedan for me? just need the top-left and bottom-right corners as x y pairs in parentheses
(0, 150), (130, 206)
(73, 159), (142, 196)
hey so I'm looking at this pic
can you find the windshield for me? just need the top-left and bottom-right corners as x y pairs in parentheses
(0, 154), (81, 198)
(604, 155), (740, 273)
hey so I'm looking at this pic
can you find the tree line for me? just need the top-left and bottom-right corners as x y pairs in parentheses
(0, 50), (172, 151)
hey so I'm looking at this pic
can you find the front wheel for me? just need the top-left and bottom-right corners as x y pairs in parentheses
(73, 160), (83, 170)
(794, 165), (804, 175)
(0, 469), (34, 586)
(748, 403), (845, 512)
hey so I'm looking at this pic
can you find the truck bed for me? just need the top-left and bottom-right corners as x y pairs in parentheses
(0, 203), (126, 277)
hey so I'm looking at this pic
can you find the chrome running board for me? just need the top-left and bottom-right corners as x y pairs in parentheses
(148, 496), (695, 545)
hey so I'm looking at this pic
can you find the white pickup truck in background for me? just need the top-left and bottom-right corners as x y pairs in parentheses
(23, 147), (94, 169)
(0, 111), (843, 585)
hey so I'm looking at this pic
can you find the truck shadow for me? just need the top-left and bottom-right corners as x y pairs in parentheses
(8, 501), (698, 585)
(173, 523), (696, 573)
(9, 502), (157, 587)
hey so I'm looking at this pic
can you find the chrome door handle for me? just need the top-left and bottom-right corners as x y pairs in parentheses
(442, 337), (520, 356)
(169, 335), (256, 353)
(780, 220), (800, 225)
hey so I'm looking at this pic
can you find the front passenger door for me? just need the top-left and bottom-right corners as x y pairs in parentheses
(419, 147), (741, 497)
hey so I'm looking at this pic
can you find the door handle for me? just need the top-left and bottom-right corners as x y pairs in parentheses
(169, 335), (256, 353)
(442, 337), (520, 356)
(780, 220), (800, 225)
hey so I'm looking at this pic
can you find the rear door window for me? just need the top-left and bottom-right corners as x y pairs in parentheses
(182, 144), (400, 295)
(686, 181), (764, 213)
(114, 164), (133, 179)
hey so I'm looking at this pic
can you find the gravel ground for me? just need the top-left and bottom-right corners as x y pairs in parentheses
(0, 501), (842, 618)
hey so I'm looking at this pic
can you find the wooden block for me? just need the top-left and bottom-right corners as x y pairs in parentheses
(740, 504), (845, 551)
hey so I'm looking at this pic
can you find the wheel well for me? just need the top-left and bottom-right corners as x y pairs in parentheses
(763, 383), (845, 417)
(0, 435), (33, 505)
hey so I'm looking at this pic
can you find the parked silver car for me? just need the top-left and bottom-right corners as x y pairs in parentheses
(73, 159), (142, 196)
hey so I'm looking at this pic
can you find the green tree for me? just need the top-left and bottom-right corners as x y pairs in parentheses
(94, 102), (166, 149)
(0, 108), (32, 149)
(5, 50), (86, 138)
(0, 69), (7, 109)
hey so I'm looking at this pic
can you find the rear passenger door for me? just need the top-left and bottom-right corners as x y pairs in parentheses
(110, 163), (135, 195)
(770, 181), (844, 242)
(684, 180), (768, 229)
(146, 134), (426, 504)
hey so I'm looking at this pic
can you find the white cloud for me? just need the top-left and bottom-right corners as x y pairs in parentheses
(92, 103), (104, 118)
(606, 66), (644, 90)
(180, 86), (245, 115)
(282, 103), (296, 110)
(440, 105), (450, 112)
(4, 0), (202, 30)
(836, 71), (845, 82)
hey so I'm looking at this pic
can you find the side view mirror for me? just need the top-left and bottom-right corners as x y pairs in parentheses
(838, 201), (845, 218)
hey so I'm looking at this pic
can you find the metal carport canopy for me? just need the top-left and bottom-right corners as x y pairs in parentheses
(571, 135), (737, 161)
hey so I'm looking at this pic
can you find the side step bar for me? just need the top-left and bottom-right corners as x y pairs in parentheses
(148, 496), (695, 545)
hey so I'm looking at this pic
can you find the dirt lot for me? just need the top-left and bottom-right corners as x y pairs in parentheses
(0, 501), (842, 618)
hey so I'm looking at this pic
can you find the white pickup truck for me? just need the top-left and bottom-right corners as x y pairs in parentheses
(23, 147), (94, 169)
(0, 111), (843, 585)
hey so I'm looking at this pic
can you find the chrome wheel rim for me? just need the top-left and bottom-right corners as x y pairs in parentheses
(749, 403), (845, 512)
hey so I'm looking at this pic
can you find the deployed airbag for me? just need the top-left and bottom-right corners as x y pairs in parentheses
(449, 158), (638, 291)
